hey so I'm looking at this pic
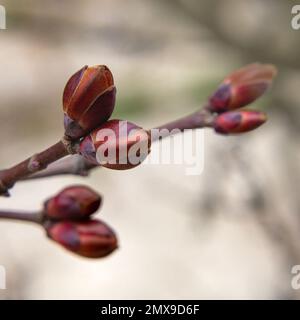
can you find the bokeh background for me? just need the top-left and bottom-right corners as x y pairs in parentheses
(0, 0), (299, 299)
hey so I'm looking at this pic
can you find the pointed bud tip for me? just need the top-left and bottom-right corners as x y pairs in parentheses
(209, 63), (277, 112)
(225, 63), (277, 82)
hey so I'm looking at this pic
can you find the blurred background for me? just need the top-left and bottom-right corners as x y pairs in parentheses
(0, 0), (299, 299)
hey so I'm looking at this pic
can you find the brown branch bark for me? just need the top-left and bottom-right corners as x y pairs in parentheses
(24, 155), (97, 180)
(153, 108), (213, 139)
(0, 140), (71, 196)
(0, 210), (43, 224)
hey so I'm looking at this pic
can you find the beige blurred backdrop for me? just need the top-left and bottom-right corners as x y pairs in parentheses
(0, 0), (299, 299)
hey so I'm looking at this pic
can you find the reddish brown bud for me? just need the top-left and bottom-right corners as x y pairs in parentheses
(46, 220), (118, 258)
(213, 110), (267, 134)
(79, 119), (151, 170)
(209, 63), (277, 113)
(44, 185), (102, 220)
(63, 65), (116, 139)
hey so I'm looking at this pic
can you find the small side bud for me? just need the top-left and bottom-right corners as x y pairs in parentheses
(79, 120), (151, 170)
(45, 220), (118, 258)
(209, 63), (277, 113)
(63, 65), (116, 139)
(44, 185), (102, 220)
(213, 110), (267, 134)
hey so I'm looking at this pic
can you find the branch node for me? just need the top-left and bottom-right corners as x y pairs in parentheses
(28, 154), (44, 172)
(61, 136), (79, 155)
(0, 180), (10, 197)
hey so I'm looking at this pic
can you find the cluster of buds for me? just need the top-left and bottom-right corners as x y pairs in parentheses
(0, 62), (279, 261)
(63, 65), (151, 170)
(208, 63), (277, 134)
(43, 185), (118, 258)
(63, 63), (277, 172)
(47, 63), (275, 256)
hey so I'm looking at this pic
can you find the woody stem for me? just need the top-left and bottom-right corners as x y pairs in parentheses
(0, 138), (78, 196)
(0, 210), (43, 224)
(152, 108), (213, 141)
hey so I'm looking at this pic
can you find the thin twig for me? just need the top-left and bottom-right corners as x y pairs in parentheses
(0, 210), (43, 224)
(152, 108), (213, 140)
(0, 139), (78, 196)
(24, 155), (97, 180)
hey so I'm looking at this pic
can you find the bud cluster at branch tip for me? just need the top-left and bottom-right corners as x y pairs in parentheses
(42, 185), (118, 258)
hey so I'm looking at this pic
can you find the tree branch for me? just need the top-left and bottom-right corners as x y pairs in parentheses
(24, 155), (97, 180)
(0, 139), (73, 196)
(21, 109), (213, 181)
